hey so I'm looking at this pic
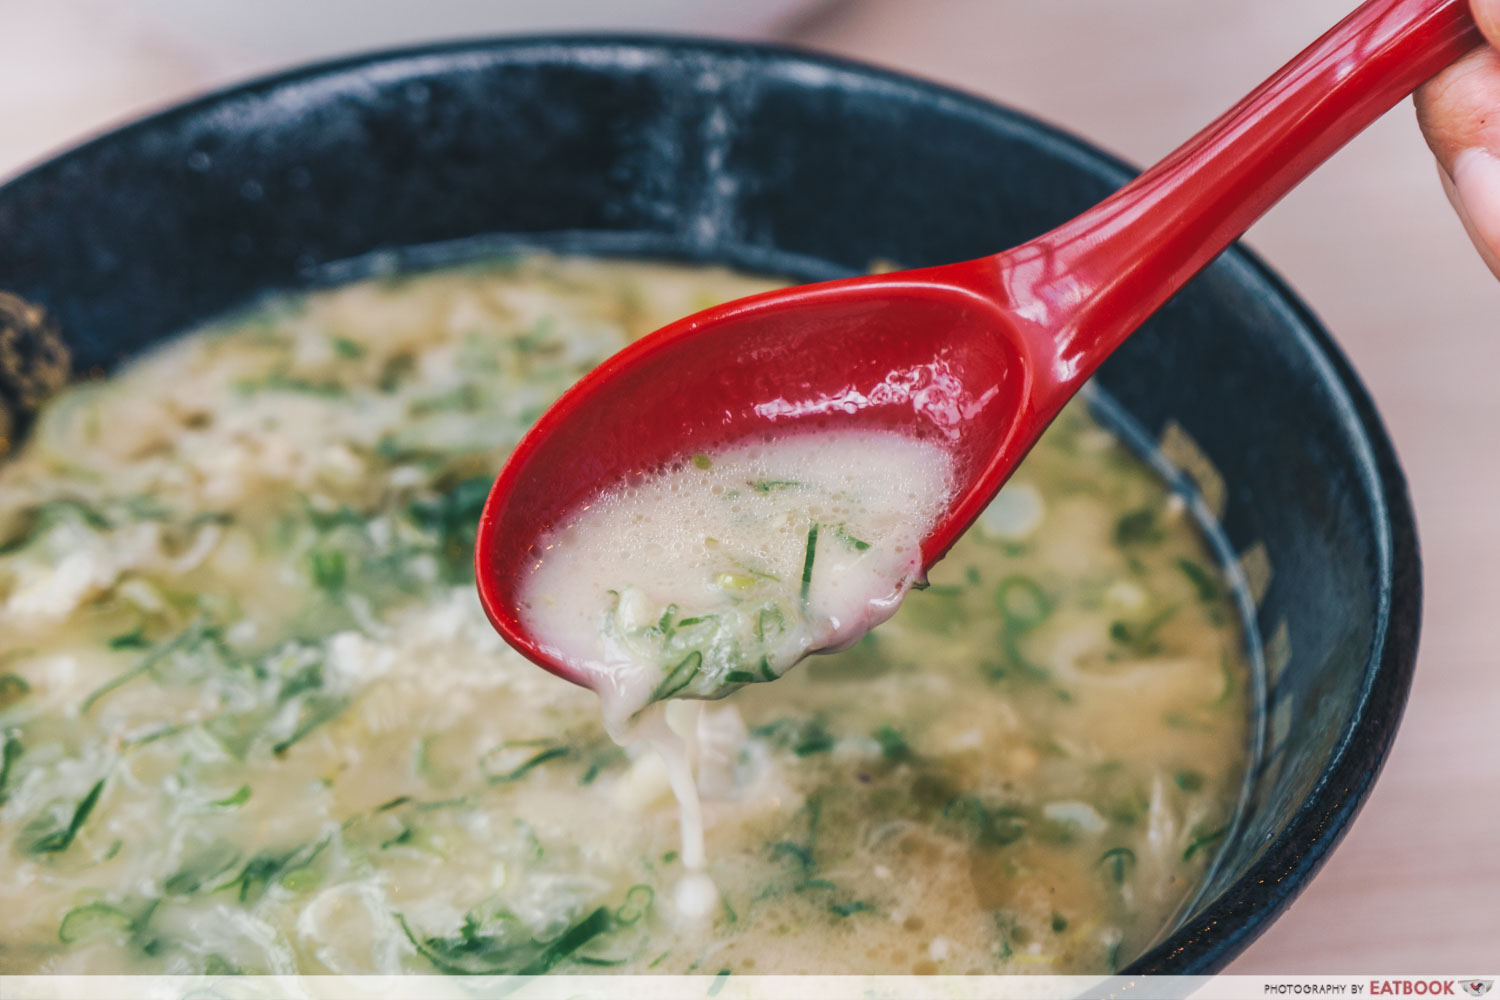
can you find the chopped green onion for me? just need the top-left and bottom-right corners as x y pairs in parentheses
(756, 605), (785, 642)
(58, 903), (134, 943)
(942, 795), (1026, 847)
(1096, 847), (1137, 884)
(1109, 605), (1179, 656)
(272, 696), (348, 756)
(308, 548), (347, 591)
(235, 372), (346, 397)
(833, 524), (871, 552)
(750, 479), (802, 492)
(331, 335), (366, 359)
(579, 746), (625, 786)
(614, 884), (655, 925)
(793, 721), (835, 757)
(1114, 507), (1162, 546)
(484, 745), (570, 784)
(107, 626), (150, 650)
(81, 619), (211, 714)
(219, 838), (329, 903)
(995, 576), (1051, 631)
(1215, 649), (1239, 705)
(380, 827), (415, 850)
(873, 725), (911, 762)
(654, 604), (678, 638)
(1183, 824), (1228, 861)
(0, 673), (28, 709)
(25, 777), (105, 854)
(771, 841), (815, 873)
(830, 901), (873, 917)
(165, 840), (242, 895)
(800, 523), (819, 604)
(692, 454), (713, 470)
(0, 735), (22, 804)
(1176, 557), (1220, 602)
(209, 785), (251, 808)
(396, 905), (612, 976)
(652, 651), (702, 701)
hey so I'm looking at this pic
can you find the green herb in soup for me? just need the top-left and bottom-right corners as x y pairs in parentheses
(519, 431), (953, 728)
(0, 255), (1249, 975)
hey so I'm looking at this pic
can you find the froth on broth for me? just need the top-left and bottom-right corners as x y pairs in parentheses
(0, 255), (1250, 975)
(519, 430), (954, 729)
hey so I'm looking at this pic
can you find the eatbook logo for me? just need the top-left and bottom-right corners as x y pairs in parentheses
(1460, 983), (1493, 998)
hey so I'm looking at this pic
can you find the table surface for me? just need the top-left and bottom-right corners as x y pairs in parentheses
(4, 0), (1497, 974)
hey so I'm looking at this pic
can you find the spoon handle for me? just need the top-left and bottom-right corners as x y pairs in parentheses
(1011, 0), (1482, 393)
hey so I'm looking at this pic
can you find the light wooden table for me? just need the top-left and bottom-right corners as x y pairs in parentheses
(5, 0), (1496, 975)
(797, 0), (1500, 974)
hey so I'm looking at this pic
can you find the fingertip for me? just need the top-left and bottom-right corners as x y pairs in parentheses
(1415, 45), (1500, 171)
(1472, 0), (1500, 52)
(1444, 148), (1500, 278)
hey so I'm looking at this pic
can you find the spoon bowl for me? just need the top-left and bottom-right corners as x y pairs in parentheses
(477, 261), (1036, 685)
(477, 0), (1480, 685)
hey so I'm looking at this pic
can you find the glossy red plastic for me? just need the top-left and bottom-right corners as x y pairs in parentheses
(476, 0), (1481, 687)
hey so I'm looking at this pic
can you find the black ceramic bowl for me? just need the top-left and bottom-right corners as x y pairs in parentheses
(0, 37), (1419, 974)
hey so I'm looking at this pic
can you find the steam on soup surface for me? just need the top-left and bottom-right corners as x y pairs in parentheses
(0, 255), (1249, 975)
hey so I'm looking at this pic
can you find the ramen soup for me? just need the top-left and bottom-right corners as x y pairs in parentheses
(0, 255), (1250, 976)
(519, 431), (954, 729)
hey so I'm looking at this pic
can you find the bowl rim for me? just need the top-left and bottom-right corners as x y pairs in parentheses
(0, 33), (1423, 975)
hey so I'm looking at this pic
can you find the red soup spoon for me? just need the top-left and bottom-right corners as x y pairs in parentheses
(477, 0), (1480, 687)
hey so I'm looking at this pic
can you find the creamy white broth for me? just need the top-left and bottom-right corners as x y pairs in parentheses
(520, 430), (953, 729)
(0, 255), (1250, 975)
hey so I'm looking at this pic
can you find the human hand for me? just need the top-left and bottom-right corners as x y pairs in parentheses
(1415, 0), (1500, 277)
